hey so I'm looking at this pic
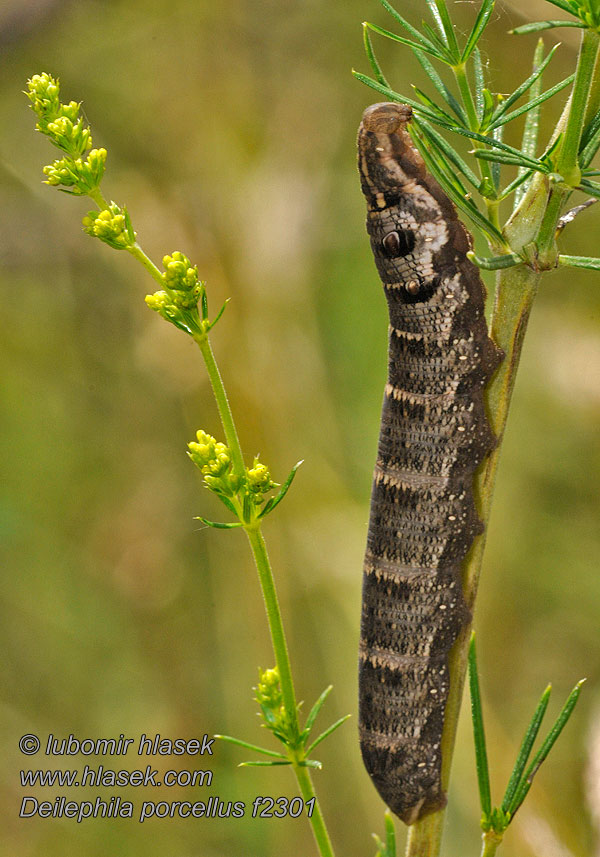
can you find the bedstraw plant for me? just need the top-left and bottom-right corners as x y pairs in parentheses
(355, 0), (594, 854)
(25, 0), (594, 850)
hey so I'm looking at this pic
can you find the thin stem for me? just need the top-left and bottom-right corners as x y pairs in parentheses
(127, 244), (165, 288)
(243, 526), (336, 857)
(292, 760), (336, 857)
(197, 336), (246, 480)
(244, 526), (298, 726)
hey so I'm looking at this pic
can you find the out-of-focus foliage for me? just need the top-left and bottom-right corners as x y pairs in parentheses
(1, 1), (599, 856)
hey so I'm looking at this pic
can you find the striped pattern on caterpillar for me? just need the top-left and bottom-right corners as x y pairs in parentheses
(357, 102), (503, 824)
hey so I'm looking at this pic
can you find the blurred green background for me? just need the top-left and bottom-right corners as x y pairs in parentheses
(2, 0), (600, 855)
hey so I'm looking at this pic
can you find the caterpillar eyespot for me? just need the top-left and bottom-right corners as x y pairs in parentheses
(382, 229), (416, 258)
(357, 102), (504, 825)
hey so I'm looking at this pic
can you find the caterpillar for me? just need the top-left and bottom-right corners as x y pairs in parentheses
(357, 102), (503, 824)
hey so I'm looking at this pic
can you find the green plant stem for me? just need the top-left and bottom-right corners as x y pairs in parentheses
(128, 244), (165, 288)
(405, 811), (444, 857)
(245, 525), (336, 857)
(480, 830), (503, 857)
(244, 525), (298, 726)
(556, 27), (600, 185)
(197, 336), (246, 480)
(292, 758), (336, 857)
(405, 265), (540, 857)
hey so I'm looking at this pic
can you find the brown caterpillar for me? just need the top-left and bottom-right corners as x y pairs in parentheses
(357, 103), (503, 824)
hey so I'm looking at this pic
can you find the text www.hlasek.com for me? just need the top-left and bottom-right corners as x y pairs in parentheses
(18, 732), (315, 823)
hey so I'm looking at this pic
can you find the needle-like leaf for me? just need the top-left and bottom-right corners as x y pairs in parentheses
(472, 149), (550, 172)
(490, 43), (560, 124)
(377, 0), (441, 51)
(506, 680), (585, 817)
(306, 715), (352, 755)
(473, 46), (486, 124)
(559, 253), (600, 269)
(462, 0), (496, 63)
(363, 24), (390, 87)
(411, 48), (468, 124)
(489, 73), (575, 130)
(364, 21), (447, 62)
(500, 685), (551, 813)
(303, 685), (333, 737)
(469, 634), (492, 819)
(413, 117), (480, 187)
(215, 734), (288, 758)
(425, 0), (460, 59)
(579, 109), (600, 167)
(514, 39), (545, 208)
(578, 177), (600, 198)
(510, 19), (585, 34)
(194, 516), (243, 529)
(258, 460), (303, 518)
(413, 87), (459, 125)
(352, 71), (444, 123)
(538, 0), (581, 13)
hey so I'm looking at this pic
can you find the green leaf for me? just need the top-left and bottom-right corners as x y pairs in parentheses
(363, 24), (389, 87)
(506, 680), (585, 817)
(411, 48), (468, 124)
(473, 47), (485, 124)
(384, 812), (396, 857)
(413, 117), (480, 188)
(489, 73), (575, 131)
(412, 87), (458, 125)
(258, 459), (303, 518)
(510, 19), (586, 34)
(468, 634), (492, 819)
(377, 0), (442, 52)
(364, 21), (446, 62)
(410, 122), (505, 243)
(558, 253), (600, 269)
(578, 177), (600, 198)
(194, 516), (243, 529)
(499, 169), (534, 201)
(425, 0), (460, 59)
(540, 0), (582, 13)
(579, 109), (600, 167)
(462, 0), (495, 62)
(467, 250), (522, 269)
(306, 715), (352, 755)
(515, 39), (545, 209)
(208, 298), (229, 331)
(303, 685), (333, 737)
(351, 72), (443, 123)
(490, 124), (503, 191)
(239, 759), (293, 767)
(214, 734), (288, 758)
(491, 43), (560, 125)
(421, 20), (455, 63)
(500, 685), (551, 813)
(472, 148), (549, 172)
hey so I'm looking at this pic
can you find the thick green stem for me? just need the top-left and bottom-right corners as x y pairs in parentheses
(405, 811), (444, 857)
(405, 265), (540, 857)
(480, 830), (503, 857)
(556, 28), (600, 185)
